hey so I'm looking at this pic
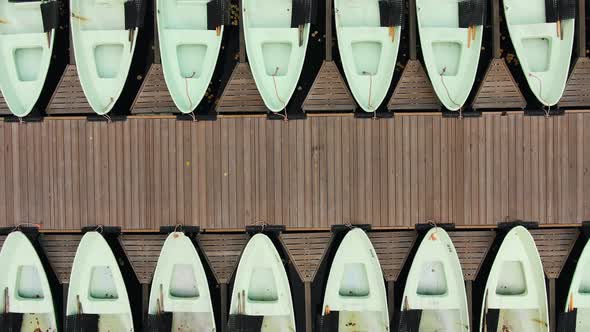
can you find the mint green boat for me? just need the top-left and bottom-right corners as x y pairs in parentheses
(401, 227), (469, 331)
(242, 0), (310, 112)
(417, 0), (483, 111)
(70, 0), (138, 115)
(504, 0), (574, 106)
(0, 0), (56, 117)
(479, 226), (548, 332)
(229, 233), (295, 331)
(335, 0), (401, 112)
(0, 231), (57, 332)
(66, 232), (134, 331)
(157, 0), (224, 113)
(563, 238), (590, 331)
(147, 232), (215, 331)
(321, 228), (389, 331)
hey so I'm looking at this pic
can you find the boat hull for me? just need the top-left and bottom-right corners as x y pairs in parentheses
(0, 0), (55, 117)
(417, 0), (483, 111)
(66, 231), (134, 331)
(402, 227), (469, 331)
(0, 231), (57, 332)
(70, 0), (138, 115)
(148, 232), (216, 331)
(229, 233), (296, 331)
(157, 0), (224, 113)
(242, 0), (309, 112)
(322, 228), (389, 332)
(479, 226), (548, 332)
(503, 0), (574, 106)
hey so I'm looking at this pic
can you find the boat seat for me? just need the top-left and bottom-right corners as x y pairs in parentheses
(0, 32), (47, 84)
(419, 27), (469, 77)
(247, 27), (300, 77)
(508, 22), (559, 73)
(160, 28), (219, 79)
(76, 29), (132, 80)
(338, 27), (389, 76)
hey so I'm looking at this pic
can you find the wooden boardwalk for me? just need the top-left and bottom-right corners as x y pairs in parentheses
(0, 112), (589, 230)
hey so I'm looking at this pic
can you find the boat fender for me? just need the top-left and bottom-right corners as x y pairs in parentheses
(291, 0), (317, 28)
(124, 0), (146, 30)
(557, 309), (577, 332)
(207, 0), (230, 30)
(0, 313), (23, 332)
(484, 308), (500, 332)
(317, 310), (339, 332)
(378, 0), (404, 28)
(398, 309), (422, 332)
(227, 314), (264, 332)
(41, 1), (59, 33)
(65, 314), (100, 332)
(144, 313), (173, 332)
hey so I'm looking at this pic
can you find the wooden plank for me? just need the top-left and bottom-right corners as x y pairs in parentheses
(0, 114), (589, 230)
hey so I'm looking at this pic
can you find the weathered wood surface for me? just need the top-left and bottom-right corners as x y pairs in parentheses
(38, 234), (82, 283)
(0, 113), (589, 230)
(120, 234), (167, 284)
(449, 230), (495, 281)
(280, 232), (333, 282)
(530, 228), (579, 279)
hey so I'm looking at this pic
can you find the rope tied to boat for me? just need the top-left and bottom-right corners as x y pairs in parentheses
(527, 72), (551, 117)
(185, 72), (196, 111)
(94, 224), (104, 234)
(426, 220), (439, 240)
(10, 222), (42, 233)
(271, 67), (289, 121)
(439, 67), (461, 111)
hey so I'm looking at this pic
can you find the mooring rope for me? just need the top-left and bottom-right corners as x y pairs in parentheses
(528, 72), (551, 118)
(440, 67), (461, 110)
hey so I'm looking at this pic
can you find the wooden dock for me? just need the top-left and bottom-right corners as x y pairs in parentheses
(0, 112), (589, 231)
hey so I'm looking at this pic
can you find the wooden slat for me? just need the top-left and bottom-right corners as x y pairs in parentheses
(560, 57), (590, 108)
(388, 60), (440, 111)
(131, 64), (177, 114)
(472, 59), (526, 110)
(369, 231), (417, 281)
(530, 228), (579, 279)
(46, 65), (93, 114)
(0, 113), (589, 230)
(302, 61), (356, 112)
(199, 233), (248, 284)
(449, 230), (495, 281)
(38, 234), (82, 284)
(217, 63), (266, 113)
(0, 92), (10, 115)
(120, 234), (167, 284)
(280, 232), (333, 282)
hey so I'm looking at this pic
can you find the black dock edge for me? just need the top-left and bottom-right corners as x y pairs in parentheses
(415, 223), (455, 232)
(497, 220), (539, 231)
(86, 115), (127, 122)
(246, 224), (286, 235)
(4, 115), (44, 123)
(330, 224), (372, 234)
(176, 112), (217, 121)
(159, 225), (200, 235)
(525, 108), (565, 117)
(81, 225), (121, 235)
(0, 226), (39, 236)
